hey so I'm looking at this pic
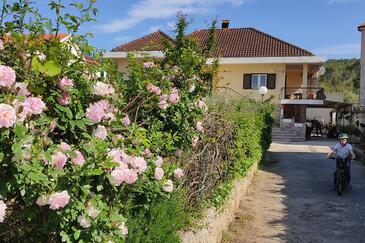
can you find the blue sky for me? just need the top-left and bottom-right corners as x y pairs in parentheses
(39, 0), (365, 59)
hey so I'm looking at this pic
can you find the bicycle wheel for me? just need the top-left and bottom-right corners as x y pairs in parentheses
(336, 172), (343, 196)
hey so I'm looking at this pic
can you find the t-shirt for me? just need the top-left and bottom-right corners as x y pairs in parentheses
(333, 143), (353, 159)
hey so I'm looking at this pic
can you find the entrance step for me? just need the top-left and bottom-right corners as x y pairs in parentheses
(271, 127), (305, 142)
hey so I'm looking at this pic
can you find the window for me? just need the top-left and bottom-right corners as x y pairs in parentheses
(243, 74), (276, 89)
(251, 74), (267, 89)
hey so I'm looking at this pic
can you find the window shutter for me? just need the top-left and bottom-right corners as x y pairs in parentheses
(243, 74), (252, 89)
(267, 74), (276, 89)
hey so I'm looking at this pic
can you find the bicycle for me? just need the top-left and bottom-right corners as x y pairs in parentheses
(328, 153), (350, 196)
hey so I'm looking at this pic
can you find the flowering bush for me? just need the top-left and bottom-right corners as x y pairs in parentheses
(0, 1), (215, 242)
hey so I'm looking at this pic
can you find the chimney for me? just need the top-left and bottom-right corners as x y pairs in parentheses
(222, 20), (229, 29)
(358, 22), (365, 106)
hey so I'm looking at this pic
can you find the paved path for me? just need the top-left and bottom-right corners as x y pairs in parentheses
(223, 140), (365, 243)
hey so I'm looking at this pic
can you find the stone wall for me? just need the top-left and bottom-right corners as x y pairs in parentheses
(179, 161), (258, 243)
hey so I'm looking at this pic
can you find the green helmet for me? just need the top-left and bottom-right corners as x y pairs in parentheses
(338, 133), (349, 140)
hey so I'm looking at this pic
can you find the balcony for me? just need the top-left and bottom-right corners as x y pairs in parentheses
(279, 87), (326, 105)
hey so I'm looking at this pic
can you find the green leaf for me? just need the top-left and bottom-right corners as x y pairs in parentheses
(32, 58), (61, 77)
(89, 168), (103, 176)
(14, 123), (27, 137)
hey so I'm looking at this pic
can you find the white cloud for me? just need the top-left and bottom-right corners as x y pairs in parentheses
(97, 0), (249, 33)
(315, 43), (360, 57)
(147, 25), (164, 34)
(327, 0), (357, 4)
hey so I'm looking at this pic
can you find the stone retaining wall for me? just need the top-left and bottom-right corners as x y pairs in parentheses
(179, 161), (259, 243)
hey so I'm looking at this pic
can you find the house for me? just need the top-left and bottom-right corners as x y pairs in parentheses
(104, 20), (336, 141)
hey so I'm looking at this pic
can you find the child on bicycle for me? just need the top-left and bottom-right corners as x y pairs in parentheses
(328, 133), (355, 186)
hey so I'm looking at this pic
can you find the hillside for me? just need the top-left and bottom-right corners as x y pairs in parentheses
(319, 58), (360, 103)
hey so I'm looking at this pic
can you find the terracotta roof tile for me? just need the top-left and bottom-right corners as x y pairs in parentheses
(111, 28), (314, 57)
(188, 28), (314, 57)
(111, 30), (174, 52)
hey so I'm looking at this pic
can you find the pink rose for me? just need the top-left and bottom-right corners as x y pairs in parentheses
(154, 156), (163, 167)
(58, 142), (71, 152)
(58, 77), (73, 91)
(0, 104), (16, 128)
(174, 168), (184, 179)
(93, 125), (107, 140)
(196, 121), (203, 132)
(47, 191), (70, 210)
(0, 40), (4, 50)
(130, 156), (147, 173)
(77, 214), (91, 228)
(86, 100), (113, 123)
(0, 65), (16, 87)
(72, 150), (85, 166)
(52, 151), (68, 169)
(118, 222), (128, 235)
(188, 84), (196, 93)
(143, 62), (154, 68)
(154, 168), (164, 180)
(93, 81), (115, 96)
(141, 148), (152, 158)
(111, 168), (138, 186)
(122, 115), (131, 126)
(146, 84), (161, 95)
(36, 195), (48, 206)
(57, 92), (70, 106)
(14, 82), (30, 96)
(23, 97), (46, 115)
(0, 200), (7, 223)
(192, 136), (199, 147)
(158, 95), (169, 110)
(163, 179), (173, 192)
(49, 120), (57, 131)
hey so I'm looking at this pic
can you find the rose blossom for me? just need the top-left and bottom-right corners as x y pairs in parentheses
(154, 156), (163, 167)
(122, 115), (131, 126)
(52, 151), (68, 169)
(111, 168), (138, 186)
(118, 222), (128, 235)
(158, 95), (169, 110)
(188, 84), (196, 93)
(86, 204), (100, 219)
(93, 125), (107, 140)
(130, 156), (147, 173)
(36, 195), (48, 206)
(143, 62), (154, 68)
(141, 148), (152, 158)
(107, 148), (124, 164)
(0, 200), (7, 223)
(168, 87), (180, 104)
(58, 142), (71, 152)
(58, 77), (73, 91)
(0, 40), (4, 50)
(23, 97), (46, 115)
(0, 104), (16, 128)
(14, 82), (30, 96)
(196, 121), (203, 132)
(174, 168), (184, 179)
(57, 92), (70, 106)
(77, 214), (91, 228)
(154, 168), (164, 180)
(0, 65), (16, 87)
(72, 150), (85, 166)
(47, 191), (70, 210)
(93, 81), (115, 96)
(86, 100), (113, 123)
(163, 179), (173, 192)
(192, 136), (199, 147)
(146, 84), (161, 95)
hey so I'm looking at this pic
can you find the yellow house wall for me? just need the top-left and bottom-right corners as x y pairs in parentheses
(215, 63), (286, 103)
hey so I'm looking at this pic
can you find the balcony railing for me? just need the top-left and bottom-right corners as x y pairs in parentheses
(279, 87), (326, 100)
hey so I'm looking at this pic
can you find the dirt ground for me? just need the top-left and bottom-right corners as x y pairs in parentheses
(222, 139), (365, 243)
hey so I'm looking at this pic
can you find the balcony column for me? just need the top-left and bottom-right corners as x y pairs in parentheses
(302, 64), (308, 88)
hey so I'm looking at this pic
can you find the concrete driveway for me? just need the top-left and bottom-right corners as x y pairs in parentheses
(223, 139), (365, 243)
